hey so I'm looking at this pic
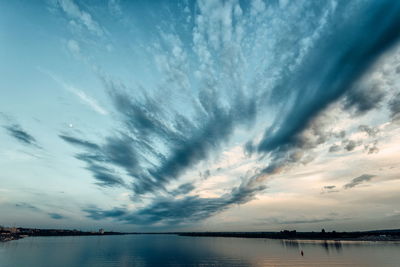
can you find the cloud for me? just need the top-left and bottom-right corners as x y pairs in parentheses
(344, 140), (357, 152)
(97, 79), (256, 195)
(59, 134), (100, 150)
(38, 68), (108, 115)
(358, 125), (379, 137)
(67, 39), (80, 55)
(108, 0), (122, 16)
(15, 203), (66, 220)
(15, 202), (40, 211)
(55, 1), (400, 226)
(278, 217), (335, 224)
(321, 185), (339, 194)
(329, 145), (341, 153)
(170, 183), (195, 196)
(389, 92), (400, 121)
(324, 185), (336, 190)
(201, 170), (211, 180)
(55, 0), (104, 36)
(84, 162), (126, 187)
(3, 124), (38, 147)
(48, 213), (65, 220)
(69, 87), (108, 115)
(257, 1), (400, 153)
(231, 1), (400, 208)
(84, 181), (266, 225)
(344, 174), (376, 189)
(343, 84), (386, 116)
(84, 207), (127, 220)
(244, 141), (255, 157)
(59, 134), (129, 187)
(364, 140), (379, 154)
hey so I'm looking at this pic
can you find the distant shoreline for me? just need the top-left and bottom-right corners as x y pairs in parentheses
(175, 230), (400, 242)
(2, 228), (400, 242)
(0, 227), (125, 242)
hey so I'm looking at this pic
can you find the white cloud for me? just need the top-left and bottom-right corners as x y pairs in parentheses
(67, 86), (108, 115)
(67, 39), (80, 55)
(37, 68), (108, 115)
(56, 0), (104, 36)
(108, 0), (122, 16)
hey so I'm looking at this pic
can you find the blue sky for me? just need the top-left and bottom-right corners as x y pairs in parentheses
(1, 0), (400, 232)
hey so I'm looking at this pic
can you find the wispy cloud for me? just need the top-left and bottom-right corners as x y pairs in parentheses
(15, 202), (41, 211)
(59, 134), (131, 188)
(321, 185), (339, 194)
(3, 123), (39, 147)
(278, 218), (335, 225)
(38, 68), (108, 115)
(48, 212), (66, 220)
(344, 174), (376, 189)
(16, 202), (66, 220)
(54, 0), (104, 36)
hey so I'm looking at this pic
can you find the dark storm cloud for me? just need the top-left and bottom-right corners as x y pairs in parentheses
(257, 0), (400, 153)
(344, 174), (376, 189)
(48, 213), (65, 219)
(3, 124), (38, 146)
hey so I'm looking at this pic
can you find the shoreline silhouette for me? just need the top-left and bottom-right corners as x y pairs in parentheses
(2, 226), (399, 242)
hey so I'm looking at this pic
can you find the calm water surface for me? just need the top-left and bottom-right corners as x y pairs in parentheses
(0, 234), (399, 267)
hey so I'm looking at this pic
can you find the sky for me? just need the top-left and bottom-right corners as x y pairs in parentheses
(1, 0), (400, 232)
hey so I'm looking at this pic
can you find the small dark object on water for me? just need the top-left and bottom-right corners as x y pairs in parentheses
(301, 250), (304, 256)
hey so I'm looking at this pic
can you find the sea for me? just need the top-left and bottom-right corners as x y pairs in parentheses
(0, 234), (399, 266)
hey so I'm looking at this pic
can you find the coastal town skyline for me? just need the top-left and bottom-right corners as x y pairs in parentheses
(1, 0), (400, 232)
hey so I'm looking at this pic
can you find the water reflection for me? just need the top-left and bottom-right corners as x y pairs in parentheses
(0, 235), (399, 267)
(280, 239), (343, 255)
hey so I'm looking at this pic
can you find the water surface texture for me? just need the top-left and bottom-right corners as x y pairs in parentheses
(1, 235), (399, 267)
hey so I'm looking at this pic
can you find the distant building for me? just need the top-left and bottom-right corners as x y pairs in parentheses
(2, 227), (19, 234)
(99, 228), (105, 234)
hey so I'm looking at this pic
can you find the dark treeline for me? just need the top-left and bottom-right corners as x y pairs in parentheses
(2, 226), (400, 242)
(177, 229), (400, 241)
(16, 228), (124, 236)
